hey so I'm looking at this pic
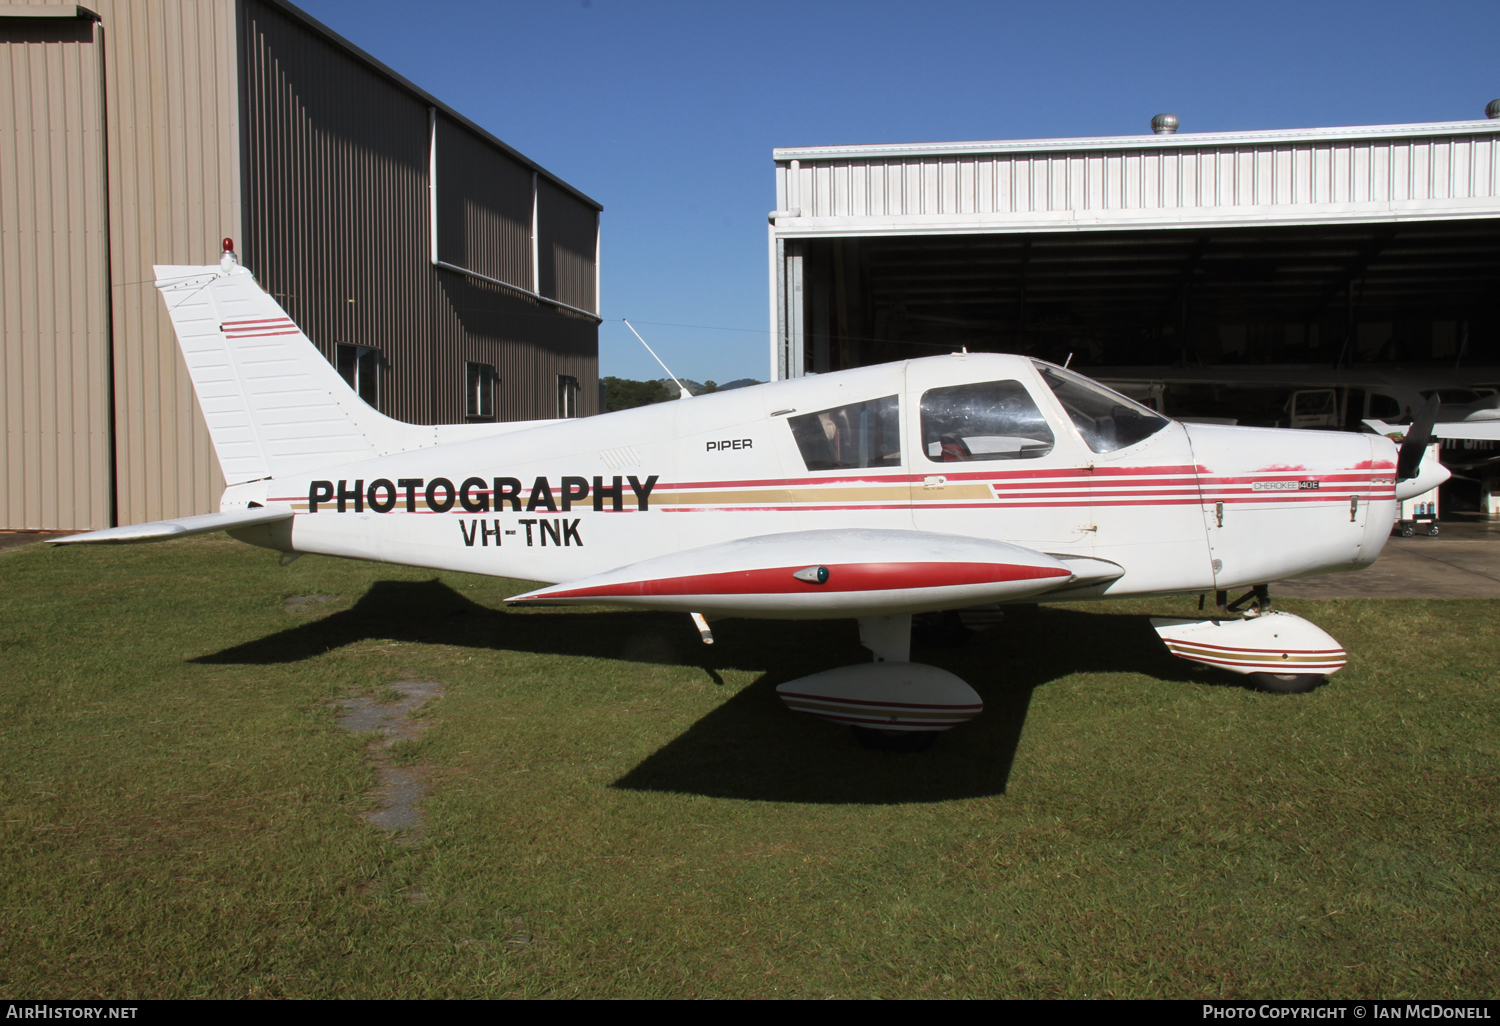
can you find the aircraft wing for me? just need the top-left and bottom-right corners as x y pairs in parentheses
(507, 529), (1121, 618)
(1364, 418), (1500, 442)
(51, 505), (294, 545)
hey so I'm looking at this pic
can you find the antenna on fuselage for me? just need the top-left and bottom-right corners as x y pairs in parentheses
(1063, 352), (1074, 369)
(623, 319), (693, 400)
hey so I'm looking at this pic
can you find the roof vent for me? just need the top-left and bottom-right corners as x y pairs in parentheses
(1151, 113), (1180, 135)
(1488, 99), (1500, 120)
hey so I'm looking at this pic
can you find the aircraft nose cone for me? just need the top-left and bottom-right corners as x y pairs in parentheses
(1395, 456), (1450, 501)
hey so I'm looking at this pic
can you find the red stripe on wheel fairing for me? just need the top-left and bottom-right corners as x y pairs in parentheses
(776, 690), (984, 712)
(1163, 639), (1345, 656)
(534, 560), (1071, 600)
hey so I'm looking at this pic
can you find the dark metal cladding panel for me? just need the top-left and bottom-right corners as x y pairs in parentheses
(536, 177), (598, 312)
(238, 0), (597, 424)
(435, 116), (533, 291)
(431, 271), (598, 423)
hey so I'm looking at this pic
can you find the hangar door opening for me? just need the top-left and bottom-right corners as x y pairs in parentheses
(778, 220), (1500, 515)
(779, 220), (1500, 379)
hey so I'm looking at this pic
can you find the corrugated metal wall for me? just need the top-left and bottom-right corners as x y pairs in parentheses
(435, 115), (533, 291)
(98, 0), (239, 526)
(777, 130), (1500, 229)
(0, 12), (112, 530)
(2, 0), (598, 530)
(240, 0), (599, 425)
(537, 176), (597, 313)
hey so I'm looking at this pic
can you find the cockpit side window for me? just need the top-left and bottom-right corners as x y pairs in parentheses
(919, 380), (1054, 463)
(788, 395), (901, 471)
(1033, 362), (1169, 453)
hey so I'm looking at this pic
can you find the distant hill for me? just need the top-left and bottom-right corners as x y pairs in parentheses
(600, 375), (762, 412)
(656, 378), (763, 395)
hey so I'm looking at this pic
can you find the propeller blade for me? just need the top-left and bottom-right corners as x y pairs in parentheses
(1396, 395), (1441, 481)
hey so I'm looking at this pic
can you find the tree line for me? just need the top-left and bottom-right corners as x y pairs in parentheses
(601, 376), (761, 412)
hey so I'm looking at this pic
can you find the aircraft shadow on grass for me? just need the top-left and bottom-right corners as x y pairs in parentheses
(194, 579), (1227, 804)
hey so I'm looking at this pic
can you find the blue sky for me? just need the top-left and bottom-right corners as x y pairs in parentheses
(298, 0), (1498, 385)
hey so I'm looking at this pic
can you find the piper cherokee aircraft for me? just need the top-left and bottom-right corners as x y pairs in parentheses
(54, 242), (1449, 745)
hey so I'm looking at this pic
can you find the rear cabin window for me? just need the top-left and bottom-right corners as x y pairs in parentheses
(788, 395), (901, 471)
(1033, 362), (1168, 453)
(1368, 393), (1402, 420)
(920, 380), (1054, 462)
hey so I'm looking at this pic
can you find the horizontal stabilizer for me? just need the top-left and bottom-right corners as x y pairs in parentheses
(508, 529), (1076, 618)
(1365, 417), (1500, 442)
(52, 505), (294, 546)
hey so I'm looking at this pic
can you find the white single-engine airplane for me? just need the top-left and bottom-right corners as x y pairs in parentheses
(55, 243), (1450, 745)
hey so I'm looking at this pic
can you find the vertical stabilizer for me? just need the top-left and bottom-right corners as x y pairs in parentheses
(153, 263), (423, 483)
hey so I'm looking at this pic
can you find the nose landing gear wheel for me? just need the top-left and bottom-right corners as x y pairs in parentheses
(1247, 672), (1324, 694)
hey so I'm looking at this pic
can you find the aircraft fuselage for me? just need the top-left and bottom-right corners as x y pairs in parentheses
(224, 354), (1399, 604)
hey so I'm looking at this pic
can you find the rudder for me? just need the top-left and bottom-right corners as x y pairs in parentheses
(154, 261), (420, 484)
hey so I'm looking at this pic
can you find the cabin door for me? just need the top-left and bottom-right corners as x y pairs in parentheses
(905, 358), (1096, 555)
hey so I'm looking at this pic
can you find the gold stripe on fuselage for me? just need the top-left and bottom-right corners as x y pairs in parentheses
(667, 483), (993, 506)
(286, 481), (1002, 513)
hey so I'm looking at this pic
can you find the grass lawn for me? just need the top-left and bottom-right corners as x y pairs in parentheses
(1, 535), (1496, 998)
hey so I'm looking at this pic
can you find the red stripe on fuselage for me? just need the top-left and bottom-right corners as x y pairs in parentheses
(535, 560), (1071, 600)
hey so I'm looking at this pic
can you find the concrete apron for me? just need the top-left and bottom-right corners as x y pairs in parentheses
(1277, 521), (1500, 599)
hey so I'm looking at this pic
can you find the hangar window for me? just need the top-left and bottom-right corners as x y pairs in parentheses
(788, 395), (901, 471)
(336, 344), (382, 408)
(919, 381), (1054, 462)
(465, 362), (497, 422)
(557, 375), (580, 418)
(1034, 362), (1168, 453)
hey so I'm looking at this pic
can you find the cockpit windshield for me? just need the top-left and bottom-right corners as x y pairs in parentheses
(1032, 361), (1169, 453)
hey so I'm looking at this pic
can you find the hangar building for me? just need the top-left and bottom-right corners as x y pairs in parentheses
(767, 114), (1500, 390)
(1, 0), (601, 532)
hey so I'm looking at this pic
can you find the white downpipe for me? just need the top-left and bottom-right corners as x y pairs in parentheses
(531, 172), (541, 296)
(767, 222), (780, 381)
(428, 108), (439, 264)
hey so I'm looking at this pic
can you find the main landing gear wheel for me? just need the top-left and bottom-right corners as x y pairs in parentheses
(1247, 672), (1324, 695)
(853, 727), (935, 752)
